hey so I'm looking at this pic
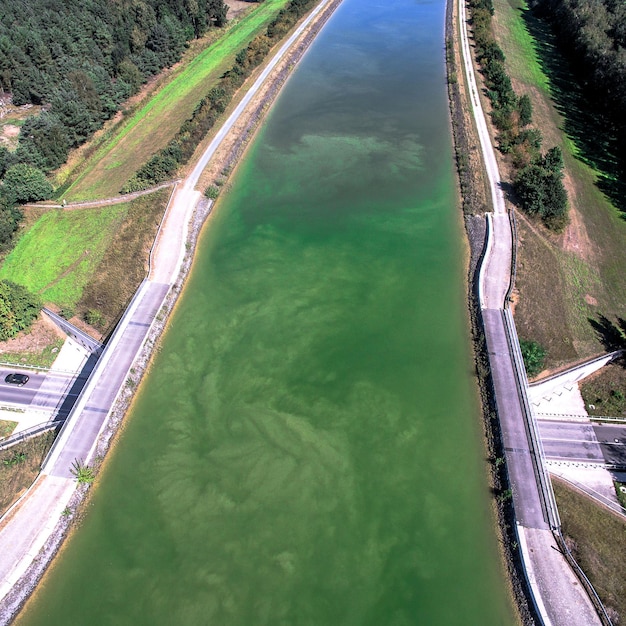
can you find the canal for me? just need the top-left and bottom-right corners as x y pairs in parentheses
(18, 0), (515, 623)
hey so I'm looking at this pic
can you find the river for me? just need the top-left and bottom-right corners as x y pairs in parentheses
(17, 0), (515, 623)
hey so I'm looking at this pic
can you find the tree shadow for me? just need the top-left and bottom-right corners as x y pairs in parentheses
(588, 314), (626, 352)
(521, 7), (626, 217)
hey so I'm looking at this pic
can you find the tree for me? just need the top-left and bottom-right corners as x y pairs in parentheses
(0, 280), (41, 340)
(514, 147), (568, 228)
(2, 163), (53, 204)
(518, 94), (533, 126)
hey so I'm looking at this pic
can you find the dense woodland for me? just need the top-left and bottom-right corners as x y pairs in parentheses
(469, 0), (568, 229)
(0, 0), (228, 247)
(529, 0), (626, 165)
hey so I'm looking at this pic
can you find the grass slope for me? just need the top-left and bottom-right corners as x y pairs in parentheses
(59, 0), (291, 202)
(0, 189), (168, 324)
(491, 0), (626, 366)
(0, 431), (56, 517)
(553, 478), (626, 624)
(0, 207), (129, 308)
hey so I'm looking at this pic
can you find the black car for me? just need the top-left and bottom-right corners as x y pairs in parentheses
(4, 373), (29, 386)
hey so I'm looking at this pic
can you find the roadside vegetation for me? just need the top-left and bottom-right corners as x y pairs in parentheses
(0, 419), (18, 440)
(0, 431), (56, 517)
(0, 190), (169, 337)
(0, 338), (64, 369)
(553, 478), (626, 624)
(477, 0), (626, 368)
(59, 0), (292, 201)
(0, 0), (323, 345)
(519, 338), (546, 377)
(580, 356), (626, 418)
(469, 0), (568, 229)
(0, 0), (230, 241)
(123, 0), (323, 193)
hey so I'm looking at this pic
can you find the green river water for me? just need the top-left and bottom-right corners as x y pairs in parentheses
(18, 0), (516, 623)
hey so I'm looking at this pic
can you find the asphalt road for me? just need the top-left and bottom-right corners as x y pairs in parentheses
(0, 368), (87, 412)
(538, 420), (626, 467)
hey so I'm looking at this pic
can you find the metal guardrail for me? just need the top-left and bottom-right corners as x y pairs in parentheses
(502, 307), (561, 530)
(0, 421), (61, 451)
(42, 308), (103, 354)
(528, 350), (624, 388)
(537, 412), (626, 424)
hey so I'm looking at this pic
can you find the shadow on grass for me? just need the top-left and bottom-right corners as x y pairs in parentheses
(588, 314), (626, 352)
(521, 7), (626, 217)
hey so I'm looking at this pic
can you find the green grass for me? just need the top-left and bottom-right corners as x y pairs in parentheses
(553, 478), (626, 624)
(580, 359), (626, 418)
(491, 0), (626, 365)
(497, 0), (549, 92)
(0, 339), (65, 369)
(0, 420), (18, 439)
(0, 206), (130, 308)
(61, 0), (292, 201)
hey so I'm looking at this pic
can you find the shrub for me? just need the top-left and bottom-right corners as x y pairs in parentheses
(204, 185), (220, 199)
(520, 339), (547, 377)
(84, 309), (105, 328)
(70, 458), (95, 484)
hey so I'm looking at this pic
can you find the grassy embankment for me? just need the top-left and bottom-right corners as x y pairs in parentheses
(0, 432), (56, 516)
(0, 191), (169, 335)
(0, 0), (295, 336)
(59, 0), (292, 202)
(553, 478), (626, 624)
(490, 0), (626, 368)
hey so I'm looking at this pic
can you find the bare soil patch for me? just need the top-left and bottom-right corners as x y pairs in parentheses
(0, 317), (64, 357)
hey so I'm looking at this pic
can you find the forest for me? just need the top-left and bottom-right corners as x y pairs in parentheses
(0, 0), (228, 246)
(529, 0), (626, 165)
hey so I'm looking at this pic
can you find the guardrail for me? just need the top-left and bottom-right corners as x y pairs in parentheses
(0, 421), (61, 451)
(41, 279), (149, 473)
(528, 350), (624, 388)
(502, 307), (561, 530)
(537, 412), (626, 424)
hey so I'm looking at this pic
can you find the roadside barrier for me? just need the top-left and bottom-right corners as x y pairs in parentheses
(0, 421), (61, 451)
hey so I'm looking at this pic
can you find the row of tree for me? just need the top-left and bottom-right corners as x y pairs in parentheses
(469, 0), (568, 229)
(528, 0), (626, 164)
(0, 0), (228, 249)
(123, 0), (318, 192)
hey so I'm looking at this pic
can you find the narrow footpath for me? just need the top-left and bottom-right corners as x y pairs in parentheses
(457, 0), (605, 624)
(0, 1), (340, 622)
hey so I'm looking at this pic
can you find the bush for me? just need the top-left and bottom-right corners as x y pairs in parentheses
(84, 309), (105, 328)
(520, 339), (547, 377)
(204, 185), (220, 199)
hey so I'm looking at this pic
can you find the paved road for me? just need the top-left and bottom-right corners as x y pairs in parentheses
(457, 0), (604, 623)
(538, 420), (626, 467)
(0, 368), (87, 413)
